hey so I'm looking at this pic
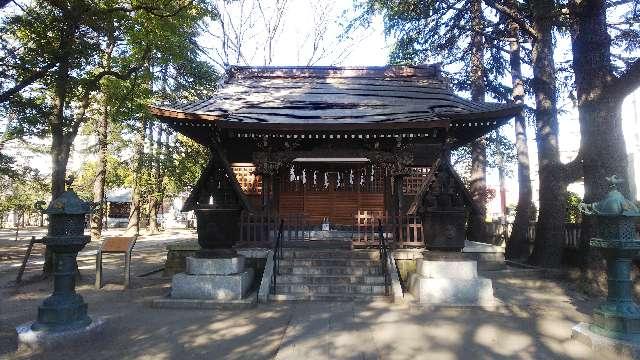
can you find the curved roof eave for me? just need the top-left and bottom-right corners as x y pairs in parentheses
(149, 103), (522, 132)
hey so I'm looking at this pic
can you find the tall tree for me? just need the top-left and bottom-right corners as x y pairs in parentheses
(127, 116), (148, 235)
(147, 123), (164, 233)
(1, 1), (217, 271)
(91, 26), (116, 241)
(496, 0), (639, 266)
(354, 0), (517, 243)
(468, 0), (489, 243)
(525, 0), (567, 267)
(567, 0), (639, 263)
(485, 0), (582, 267)
(505, 7), (532, 260)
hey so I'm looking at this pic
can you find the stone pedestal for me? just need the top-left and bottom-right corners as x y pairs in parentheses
(16, 317), (106, 350)
(572, 322), (640, 360)
(170, 256), (253, 301)
(462, 240), (506, 270)
(164, 241), (200, 277)
(408, 259), (494, 306)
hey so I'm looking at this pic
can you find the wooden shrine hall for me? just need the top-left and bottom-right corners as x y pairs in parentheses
(150, 65), (521, 250)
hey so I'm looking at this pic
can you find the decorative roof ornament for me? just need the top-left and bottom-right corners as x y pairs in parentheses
(579, 175), (640, 217)
(43, 176), (91, 215)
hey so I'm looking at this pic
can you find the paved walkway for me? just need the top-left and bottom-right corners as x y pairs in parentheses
(0, 229), (596, 359)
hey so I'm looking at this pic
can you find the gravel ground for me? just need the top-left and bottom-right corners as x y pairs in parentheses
(0, 228), (598, 359)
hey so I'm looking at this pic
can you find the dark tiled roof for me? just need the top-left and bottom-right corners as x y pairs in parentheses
(150, 65), (520, 130)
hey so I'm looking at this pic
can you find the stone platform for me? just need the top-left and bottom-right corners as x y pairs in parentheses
(170, 256), (254, 301)
(408, 259), (494, 306)
(152, 290), (257, 309)
(461, 240), (505, 271)
(393, 240), (505, 272)
(572, 322), (640, 360)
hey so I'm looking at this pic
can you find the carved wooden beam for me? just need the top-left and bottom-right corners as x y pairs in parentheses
(211, 139), (254, 213)
(407, 158), (441, 215)
(406, 154), (479, 216)
(182, 157), (215, 212)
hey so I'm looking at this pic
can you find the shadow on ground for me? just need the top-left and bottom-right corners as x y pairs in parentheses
(0, 230), (597, 359)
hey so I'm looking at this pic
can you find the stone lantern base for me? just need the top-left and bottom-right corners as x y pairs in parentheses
(152, 255), (256, 309)
(408, 256), (494, 306)
(16, 317), (106, 350)
(572, 322), (640, 360)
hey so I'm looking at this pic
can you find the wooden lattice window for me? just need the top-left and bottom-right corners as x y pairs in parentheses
(231, 164), (262, 195)
(362, 165), (386, 193)
(403, 167), (430, 195)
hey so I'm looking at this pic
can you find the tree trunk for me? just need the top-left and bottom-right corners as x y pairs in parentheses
(127, 118), (147, 235)
(50, 99), (69, 198)
(91, 96), (109, 241)
(147, 123), (163, 233)
(529, 0), (566, 268)
(467, 0), (488, 243)
(44, 44), (72, 274)
(571, 1), (629, 201)
(91, 32), (115, 241)
(570, 0), (629, 270)
(505, 16), (533, 260)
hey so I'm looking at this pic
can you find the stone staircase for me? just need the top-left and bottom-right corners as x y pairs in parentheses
(269, 242), (390, 301)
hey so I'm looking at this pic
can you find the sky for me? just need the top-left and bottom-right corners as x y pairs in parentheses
(200, 0), (390, 68)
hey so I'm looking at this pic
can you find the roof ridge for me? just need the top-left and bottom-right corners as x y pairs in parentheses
(224, 64), (443, 80)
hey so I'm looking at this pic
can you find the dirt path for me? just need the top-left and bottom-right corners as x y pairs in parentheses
(0, 230), (596, 359)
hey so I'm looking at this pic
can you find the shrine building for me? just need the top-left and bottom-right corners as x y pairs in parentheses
(149, 65), (521, 251)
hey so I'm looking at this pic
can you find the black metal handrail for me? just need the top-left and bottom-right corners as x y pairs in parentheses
(377, 219), (390, 296)
(271, 219), (285, 295)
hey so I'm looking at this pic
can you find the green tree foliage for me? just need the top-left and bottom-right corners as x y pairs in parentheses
(163, 135), (209, 197)
(353, 0), (514, 99)
(0, 0), (217, 197)
(0, 0), (218, 268)
(353, 0), (516, 185)
(0, 167), (48, 228)
(74, 154), (130, 200)
(565, 191), (582, 223)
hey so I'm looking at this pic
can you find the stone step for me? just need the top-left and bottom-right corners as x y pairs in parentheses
(279, 249), (380, 260)
(278, 258), (381, 267)
(274, 283), (387, 295)
(277, 274), (385, 285)
(280, 240), (352, 249)
(269, 293), (391, 302)
(278, 265), (383, 276)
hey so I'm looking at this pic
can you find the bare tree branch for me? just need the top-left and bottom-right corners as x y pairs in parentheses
(608, 57), (640, 98)
(563, 150), (583, 183)
(484, 0), (537, 38)
(0, 62), (57, 103)
(101, 0), (195, 18)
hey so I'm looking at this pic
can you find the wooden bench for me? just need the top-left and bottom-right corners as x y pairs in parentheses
(95, 236), (137, 289)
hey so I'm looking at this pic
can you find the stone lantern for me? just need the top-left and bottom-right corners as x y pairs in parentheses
(32, 179), (92, 332)
(420, 161), (467, 251)
(577, 175), (640, 344)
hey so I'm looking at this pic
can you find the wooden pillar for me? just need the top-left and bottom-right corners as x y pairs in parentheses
(272, 171), (280, 212)
(261, 174), (271, 210)
(393, 175), (406, 216)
